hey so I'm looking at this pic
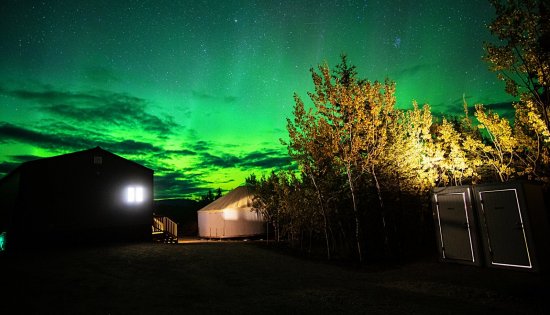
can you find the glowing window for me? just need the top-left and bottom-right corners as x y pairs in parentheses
(127, 186), (144, 203)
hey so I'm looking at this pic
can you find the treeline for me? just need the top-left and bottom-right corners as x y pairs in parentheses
(247, 56), (549, 263)
(197, 187), (222, 208)
(246, 0), (549, 262)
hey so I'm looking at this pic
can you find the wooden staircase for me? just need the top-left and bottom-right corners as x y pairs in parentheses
(152, 216), (178, 244)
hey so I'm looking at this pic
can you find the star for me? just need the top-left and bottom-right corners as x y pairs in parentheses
(394, 37), (401, 48)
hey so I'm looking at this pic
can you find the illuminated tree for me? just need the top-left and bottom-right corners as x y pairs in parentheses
(271, 170), (323, 249)
(513, 95), (550, 181)
(445, 96), (550, 184)
(246, 172), (280, 243)
(469, 105), (519, 182)
(390, 102), (440, 192)
(484, 0), (550, 129)
(273, 56), (550, 261)
(302, 55), (401, 261)
(434, 118), (481, 185)
(284, 92), (335, 259)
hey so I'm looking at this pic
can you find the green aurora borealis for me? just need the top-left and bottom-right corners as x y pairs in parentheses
(0, 0), (514, 199)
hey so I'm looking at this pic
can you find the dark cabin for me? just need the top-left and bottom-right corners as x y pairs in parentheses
(0, 147), (154, 250)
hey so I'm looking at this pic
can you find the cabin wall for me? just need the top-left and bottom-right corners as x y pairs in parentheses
(4, 149), (153, 249)
(44, 151), (153, 242)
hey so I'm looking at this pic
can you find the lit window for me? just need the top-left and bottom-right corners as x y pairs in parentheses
(136, 186), (144, 202)
(127, 186), (144, 203)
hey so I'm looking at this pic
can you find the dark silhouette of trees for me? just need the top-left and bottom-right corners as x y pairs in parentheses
(197, 188), (223, 208)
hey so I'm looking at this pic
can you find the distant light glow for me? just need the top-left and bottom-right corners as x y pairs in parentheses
(0, 232), (6, 251)
(127, 186), (144, 203)
(223, 209), (239, 221)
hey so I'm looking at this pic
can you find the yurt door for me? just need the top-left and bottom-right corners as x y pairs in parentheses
(477, 189), (532, 269)
(434, 191), (476, 262)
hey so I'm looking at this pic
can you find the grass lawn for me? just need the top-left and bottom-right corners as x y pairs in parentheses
(1, 241), (548, 314)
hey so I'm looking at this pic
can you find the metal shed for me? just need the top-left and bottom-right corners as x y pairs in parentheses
(473, 181), (550, 272)
(432, 186), (483, 265)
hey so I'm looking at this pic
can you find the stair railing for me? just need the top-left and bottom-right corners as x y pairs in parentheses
(152, 215), (178, 242)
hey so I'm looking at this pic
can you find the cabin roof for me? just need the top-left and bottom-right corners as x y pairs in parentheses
(0, 146), (153, 185)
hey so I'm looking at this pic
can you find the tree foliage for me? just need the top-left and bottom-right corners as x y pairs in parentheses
(247, 54), (549, 263)
(197, 187), (222, 208)
(484, 0), (550, 129)
(244, 1), (550, 262)
(257, 55), (438, 261)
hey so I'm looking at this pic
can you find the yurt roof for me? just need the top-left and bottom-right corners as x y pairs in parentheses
(198, 186), (253, 211)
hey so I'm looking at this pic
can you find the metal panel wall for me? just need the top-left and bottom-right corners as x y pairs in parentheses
(432, 186), (482, 266)
(473, 181), (549, 272)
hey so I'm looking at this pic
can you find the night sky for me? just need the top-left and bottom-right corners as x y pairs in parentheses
(0, 0), (514, 199)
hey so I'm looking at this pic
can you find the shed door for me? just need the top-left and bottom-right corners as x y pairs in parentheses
(435, 192), (475, 262)
(478, 189), (532, 269)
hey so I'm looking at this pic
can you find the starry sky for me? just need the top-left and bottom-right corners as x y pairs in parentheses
(0, 0), (514, 199)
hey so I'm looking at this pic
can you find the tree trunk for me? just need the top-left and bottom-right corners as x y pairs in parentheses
(310, 174), (331, 260)
(371, 165), (389, 257)
(266, 221), (269, 244)
(300, 228), (304, 252)
(346, 166), (362, 263)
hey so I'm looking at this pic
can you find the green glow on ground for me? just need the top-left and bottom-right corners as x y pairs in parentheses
(0, 232), (6, 251)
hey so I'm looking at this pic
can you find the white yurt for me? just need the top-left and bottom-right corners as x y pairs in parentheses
(197, 186), (265, 238)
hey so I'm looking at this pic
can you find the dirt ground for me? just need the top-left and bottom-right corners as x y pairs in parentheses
(0, 240), (548, 314)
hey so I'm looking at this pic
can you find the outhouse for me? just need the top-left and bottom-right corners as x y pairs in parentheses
(432, 186), (483, 266)
(472, 181), (549, 272)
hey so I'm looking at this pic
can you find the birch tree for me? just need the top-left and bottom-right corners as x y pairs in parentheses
(284, 92), (335, 259)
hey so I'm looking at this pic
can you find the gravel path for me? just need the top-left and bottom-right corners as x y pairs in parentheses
(1, 241), (548, 314)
